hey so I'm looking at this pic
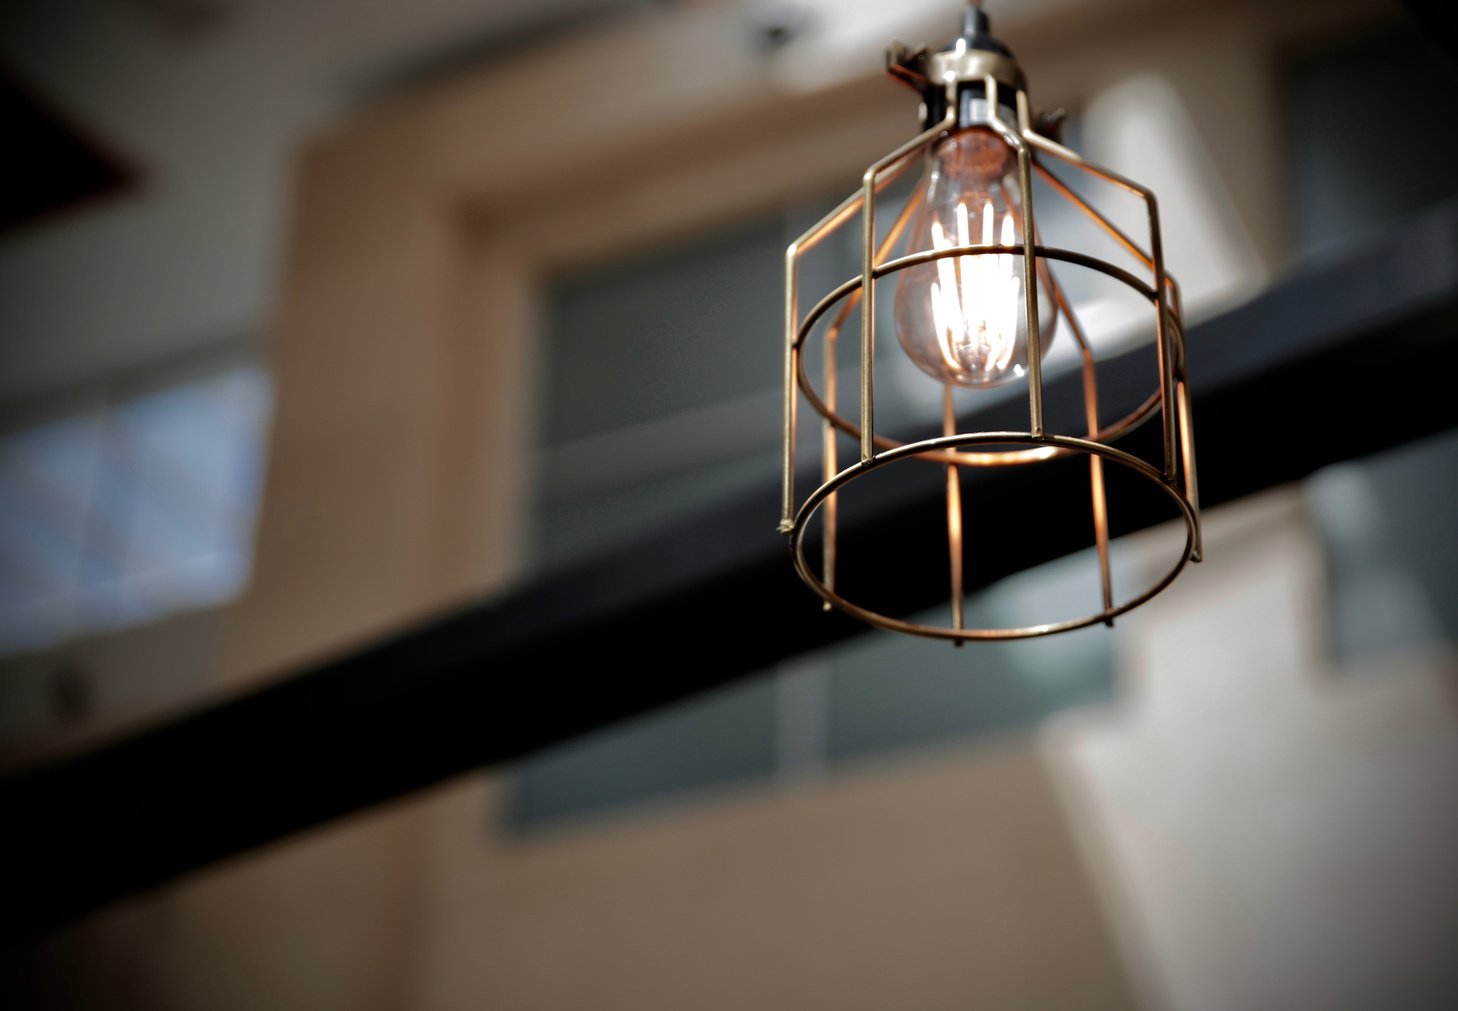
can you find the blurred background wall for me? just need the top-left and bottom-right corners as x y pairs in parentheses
(1, 0), (1455, 1007)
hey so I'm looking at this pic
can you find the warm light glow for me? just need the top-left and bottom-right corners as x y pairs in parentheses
(895, 130), (1057, 388)
(926, 200), (1025, 377)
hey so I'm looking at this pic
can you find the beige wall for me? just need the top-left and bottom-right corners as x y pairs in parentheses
(1046, 493), (1458, 1011)
(6, 735), (1135, 1011)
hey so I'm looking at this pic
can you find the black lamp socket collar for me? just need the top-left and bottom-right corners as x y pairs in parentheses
(952, 6), (1012, 57)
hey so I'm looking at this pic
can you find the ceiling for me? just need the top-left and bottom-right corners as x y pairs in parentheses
(0, 0), (658, 411)
(0, 0), (1396, 415)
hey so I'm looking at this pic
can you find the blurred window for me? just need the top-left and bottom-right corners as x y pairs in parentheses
(1305, 430), (1458, 663)
(1283, 23), (1458, 257)
(0, 357), (272, 655)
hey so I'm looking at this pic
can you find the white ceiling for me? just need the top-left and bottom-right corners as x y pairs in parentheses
(0, 0), (648, 408)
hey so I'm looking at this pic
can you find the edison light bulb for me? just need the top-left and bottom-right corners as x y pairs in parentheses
(894, 128), (1057, 388)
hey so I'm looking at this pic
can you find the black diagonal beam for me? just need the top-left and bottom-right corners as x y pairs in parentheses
(2, 202), (1457, 941)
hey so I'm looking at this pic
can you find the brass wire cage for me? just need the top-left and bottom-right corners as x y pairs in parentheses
(779, 51), (1202, 642)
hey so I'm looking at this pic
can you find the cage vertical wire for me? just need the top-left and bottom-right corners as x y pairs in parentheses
(780, 74), (1202, 641)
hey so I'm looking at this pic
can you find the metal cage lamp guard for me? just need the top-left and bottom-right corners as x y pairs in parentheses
(780, 1), (1202, 642)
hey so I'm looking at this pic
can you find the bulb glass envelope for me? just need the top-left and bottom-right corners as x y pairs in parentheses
(780, 63), (1202, 641)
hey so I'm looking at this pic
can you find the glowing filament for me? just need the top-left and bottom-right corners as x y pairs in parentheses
(925, 201), (1024, 379)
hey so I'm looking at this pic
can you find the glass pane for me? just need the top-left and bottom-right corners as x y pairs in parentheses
(1306, 429), (1458, 661)
(506, 676), (778, 831)
(1283, 25), (1458, 257)
(0, 360), (271, 655)
(827, 550), (1115, 764)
